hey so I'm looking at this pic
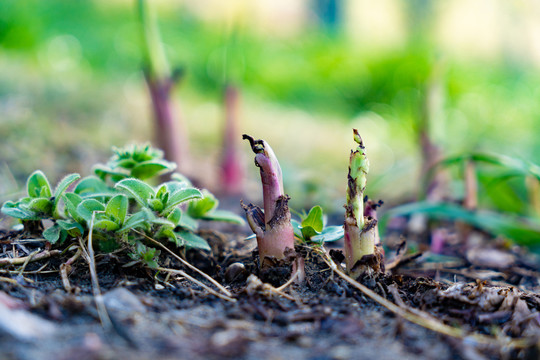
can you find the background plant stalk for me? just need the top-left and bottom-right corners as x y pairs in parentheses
(138, 0), (188, 172)
(242, 135), (295, 264)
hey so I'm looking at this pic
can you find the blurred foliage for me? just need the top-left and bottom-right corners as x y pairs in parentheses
(3, 0), (540, 247)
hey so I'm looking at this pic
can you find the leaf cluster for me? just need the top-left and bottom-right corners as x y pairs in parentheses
(1, 144), (244, 260)
(291, 205), (343, 244)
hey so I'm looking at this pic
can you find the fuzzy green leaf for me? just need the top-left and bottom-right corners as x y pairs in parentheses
(201, 210), (245, 225)
(167, 207), (182, 226)
(77, 199), (106, 223)
(147, 198), (164, 212)
(163, 188), (203, 214)
(155, 224), (177, 243)
(175, 230), (211, 251)
(57, 220), (84, 237)
(28, 198), (53, 216)
(105, 194), (128, 225)
(150, 217), (175, 227)
(187, 190), (218, 218)
(74, 176), (112, 197)
(119, 210), (151, 232)
(53, 173), (81, 209)
(1, 201), (40, 220)
(131, 160), (175, 180)
(43, 224), (61, 243)
(94, 165), (128, 182)
(115, 178), (155, 206)
(93, 219), (120, 232)
(63, 193), (84, 223)
(178, 213), (198, 231)
(26, 170), (52, 198)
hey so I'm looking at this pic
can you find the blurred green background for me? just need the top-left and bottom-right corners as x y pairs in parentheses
(2, 0), (540, 224)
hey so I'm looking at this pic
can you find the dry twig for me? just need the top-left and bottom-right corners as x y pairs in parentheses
(0, 250), (61, 266)
(133, 229), (233, 297)
(79, 213), (112, 329)
(320, 251), (534, 349)
(156, 266), (236, 303)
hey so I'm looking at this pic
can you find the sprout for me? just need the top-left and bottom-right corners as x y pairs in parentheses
(241, 135), (295, 267)
(343, 130), (383, 278)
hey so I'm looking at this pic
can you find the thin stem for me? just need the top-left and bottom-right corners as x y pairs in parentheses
(156, 267), (236, 303)
(0, 250), (61, 266)
(320, 252), (533, 349)
(79, 212), (112, 330)
(133, 229), (233, 297)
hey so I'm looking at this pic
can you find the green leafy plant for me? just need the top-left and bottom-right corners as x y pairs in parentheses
(187, 189), (244, 224)
(383, 152), (540, 248)
(2, 171), (80, 221)
(291, 205), (343, 244)
(1, 144), (243, 265)
(94, 144), (176, 182)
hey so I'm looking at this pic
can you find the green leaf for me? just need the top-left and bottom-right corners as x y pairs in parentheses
(381, 201), (540, 246)
(163, 188), (203, 214)
(167, 207), (182, 225)
(115, 178), (155, 206)
(155, 224), (177, 243)
(77, 199), (106, 223)
(63, 193), (84, 223)
(1, 201), (40, 220)
(28, 198), (53, 216)
(99, 237), (121, 252)
(105, 194), (128, 225)
(93, 219), (120, 232)
(119, 211), (151, 232)
(164, 180), (188, 194)
(178, 213), (198, 231)
(131, 160), (175, 180)
(201, 210), (245, 225)
(53, 173), (81, 209)
(175, 230), (211, 251)
(170, 173), (192, 186)
(93, 165), (128, 182)
(301, 205), (324, 233)
(116, 159), (137, 169)
(187, 189), (218, 218)
(26, 170), (52, 198)
(43, 224), (61, 243)
(74, 176), (112, 196)
(147, 198), (164, 212)
(150, 218), (175, 228)
(291, 219), (303, 239)
(310, 226), (344, 243)
(57, 220), (84, 237)
(300, 226), (320, 240)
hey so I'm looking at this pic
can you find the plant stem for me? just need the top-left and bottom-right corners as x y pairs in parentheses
(138, 0), (188, 172)
(221, 84), (244, 195)
(344, 129), (379, 275)
(242, 135), (294, 263)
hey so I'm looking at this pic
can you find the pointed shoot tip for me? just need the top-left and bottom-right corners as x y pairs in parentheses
(352, 129), (364, 149)
(242, 134), (265, 154)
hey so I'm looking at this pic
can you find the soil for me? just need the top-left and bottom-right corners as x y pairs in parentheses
(0, 221), (539, 360)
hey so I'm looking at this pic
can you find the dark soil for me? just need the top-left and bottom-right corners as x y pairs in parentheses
(0, 224), (539, 360)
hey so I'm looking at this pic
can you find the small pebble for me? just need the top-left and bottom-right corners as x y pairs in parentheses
(224, 262), (249, 283)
